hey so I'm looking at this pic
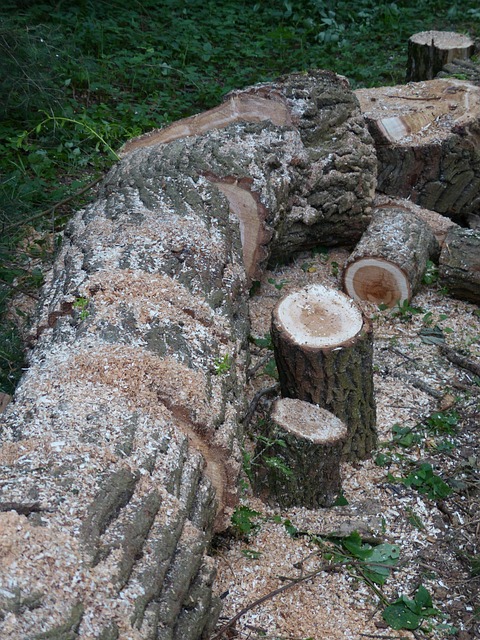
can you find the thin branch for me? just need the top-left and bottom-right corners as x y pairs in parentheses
(438, 344), (480, 378)
(241, 383), (279, 424)
(0, 277), (39, 300)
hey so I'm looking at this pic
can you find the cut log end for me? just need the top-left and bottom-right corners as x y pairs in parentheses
(271, 397), (348, 444)
(343, 258), (410, 307)
(274, 284), (364, 349)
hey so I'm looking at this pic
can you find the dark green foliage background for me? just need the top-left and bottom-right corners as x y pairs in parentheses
(0, 0), (479, 392)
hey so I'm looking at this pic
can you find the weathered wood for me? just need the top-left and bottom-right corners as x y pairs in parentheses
(373, 193), (459, 247)
(343, 207), (439, 307)
(0, 70), (376, 639)
(271, 284), (377, 461)
(406, 31), (474, 82)
(355, 78), (480, 225)
(439, 226), (480, 304)
(253, 398), (347, 509)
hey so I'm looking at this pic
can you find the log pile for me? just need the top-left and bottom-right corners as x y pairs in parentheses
(0, 71), (377, 640)
(355, 78), (480, 225)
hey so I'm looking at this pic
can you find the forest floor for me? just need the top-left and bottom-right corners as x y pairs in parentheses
(212, 247), (479, 640)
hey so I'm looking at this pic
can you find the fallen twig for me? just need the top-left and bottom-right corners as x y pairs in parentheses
(438, 344), (480, 378)
(241, 383), (279, 424)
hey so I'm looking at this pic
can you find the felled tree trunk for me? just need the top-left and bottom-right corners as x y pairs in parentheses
(439, 227), (480, 304)
(406, 31), (474, 82)
(0, 71), (376, 640)
(271, 284), (377, 461)
(342, 207), (439, 307)
(355, 78), (480, 225)
(253, 398), (347, 509)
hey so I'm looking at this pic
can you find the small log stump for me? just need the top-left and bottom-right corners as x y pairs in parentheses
(406, 31), (475, 82)
(271, 284), (377, 461)
(439, 226), (480, 304)
(342, 207), (439, 307)
(253, 398), (347, 509)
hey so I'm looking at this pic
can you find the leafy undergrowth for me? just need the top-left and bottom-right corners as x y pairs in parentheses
(1, 0), (480, 392)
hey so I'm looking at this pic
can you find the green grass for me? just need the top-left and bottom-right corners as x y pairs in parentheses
(1, 0), (479, 393)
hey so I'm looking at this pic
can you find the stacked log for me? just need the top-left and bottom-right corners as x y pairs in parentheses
(0, 71), (377, 640)
(439, 226), (480, 304)
(355, 78), (480, 225)
(343, 206), (439, 307)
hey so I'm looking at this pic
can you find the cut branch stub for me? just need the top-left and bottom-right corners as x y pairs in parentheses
(342, 207), (439, 307)
(406, 31), (475, 82)
(253, 397), (347, 509)
(271, 284), (377, 461)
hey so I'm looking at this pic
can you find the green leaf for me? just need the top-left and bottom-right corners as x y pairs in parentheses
(333, 491), (349, 506)
(342, 531), (373, 561)
(264, 456), (293, 478)
(419, 326), (445, 345)
(383, 603), (421, 630)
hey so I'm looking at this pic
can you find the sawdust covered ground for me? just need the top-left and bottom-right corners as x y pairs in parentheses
(212, 247), (479, 640)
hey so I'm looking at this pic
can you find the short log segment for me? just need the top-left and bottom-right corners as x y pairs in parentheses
(406, 31), (474, 82)
(355, 78), (480, 225)
(439, 226), (480, 304)
(271, 284), (377, 461)
(342, 207), (439, 307)
(253, 398), (347, 509)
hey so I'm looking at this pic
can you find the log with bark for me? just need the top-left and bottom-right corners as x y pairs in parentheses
(355, 78), (480, 225)
(439, 226), (480, 304)
(342, 206), (439, 307)
(406, 31), (475, 82)
(0, 71), (376, 639)
(253, 397), (347, 509)
(271, 284), (377, 461)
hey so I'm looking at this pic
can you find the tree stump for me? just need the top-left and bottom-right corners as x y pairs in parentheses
(406, 31), (475, 82)
(271, 284), (377, 461)
(355, 78), (480, 225)
(253, 398), (347, 509)
(439, 226), (480, 304)
(342, 207), (439, 307)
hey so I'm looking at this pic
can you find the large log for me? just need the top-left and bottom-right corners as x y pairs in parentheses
(271, 284), (377, 461)
(0, 71), (376, 639)
(439, 226), (480, 304)
(342, 206), (439, 307)
(406, 31), (474, 82)
(253, 397), (347, 509)
(355, 78), (480, 225)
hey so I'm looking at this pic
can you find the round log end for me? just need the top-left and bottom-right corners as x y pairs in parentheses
(273, 284), (364, 348)
(343, 257), (410, 307)
(271, 397), (348, 444)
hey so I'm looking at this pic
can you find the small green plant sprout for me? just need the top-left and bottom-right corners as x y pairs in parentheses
(73, 296), (89, 321)
(240, 548), (263, 560)
(252, 434), (293, 479)
(230, 505), (261, 538)
(391, 462), (452, 500)
(330, 260), (339, 277)
(267, 277), (288, 291)
(422, 260), (439, 285)
(250, 332), (273, 350)
(425, 410), (459, 436)
(382, 585), (441, 631)
(337, 530), (400, 586)
(263, 357), (279, 380)
(301, 261), (316, 273)
(392, 299), (424, 320)
(213, 353), (232, 375)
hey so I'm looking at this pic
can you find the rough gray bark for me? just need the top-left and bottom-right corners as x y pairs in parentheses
(342, 207), (439, 307)
(253, 398), (347, 508)
(0, 70), (376, 639)
(271, 285), (377, 461)
(439, 226), (480, 304)
(355, 78), (480, 225)
(406, 31), (474, 82)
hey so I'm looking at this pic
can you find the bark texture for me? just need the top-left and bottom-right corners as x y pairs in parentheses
(271, 285), (377, 461)
(343, 207), (439, 307)
(406, 31), (474, 82)
(355, 78), (480, 225)
(253, 398), (347, 509)
(0, 71), (376, 639)
(439, 227), (480, 304)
